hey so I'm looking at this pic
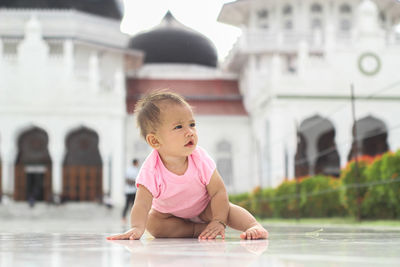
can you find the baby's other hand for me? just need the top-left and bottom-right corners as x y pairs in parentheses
(198, 220), (225, 240)
(106, 227), (145, 240)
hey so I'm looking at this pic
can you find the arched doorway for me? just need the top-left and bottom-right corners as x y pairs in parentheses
(294, 132), (309, 177)
(348, 116), (389, 160)
(62, 127), (103, 202)
(14, 127), (52, 202)
(315, 130), (340, 177)
(296, 115), (340, 178)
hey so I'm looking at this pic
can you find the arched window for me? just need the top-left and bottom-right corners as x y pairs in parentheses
(283, 5), (293, 15)
(257, 9), (268, 18)
(311, 3), (323, 13)
(15, 127), (52, 202)
(339, 4), (352, 14)
(310, 3), (324, 30)
(311, 18), (322, 29)
(295, 116), (340, 178)
(339, 4), (352, 31)
(282, 5), (294, 30)
(216, 141), (233, 188)
(257, 8), (269, 29)
(348, 116), (389, 160)
(63, 127), (103, 202)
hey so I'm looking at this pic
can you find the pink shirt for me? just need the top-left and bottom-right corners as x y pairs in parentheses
(136, 146), (216, 219)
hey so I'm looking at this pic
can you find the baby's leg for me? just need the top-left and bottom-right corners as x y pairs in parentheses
(198, 202), (268, 240)
(227, 203), (268, 240)
(146, 209), (207, 238)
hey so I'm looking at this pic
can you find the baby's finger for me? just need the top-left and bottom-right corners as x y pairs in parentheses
(201, 228), (216, 239)
(199, 229), (211, 239)
(249, 230), (256, 240)
(106, 233), (129, 240)
(208, 228), (223, 239)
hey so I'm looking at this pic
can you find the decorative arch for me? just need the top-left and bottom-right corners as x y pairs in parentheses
(62, 127), (103, 202)
(294, 132), (309, 177)
(315, 129), (340, 177)
(348, 116), (389, 160)
(295, 115), (340, 178)
(216, 140), (233, 188)
(14, 126), (52, 202)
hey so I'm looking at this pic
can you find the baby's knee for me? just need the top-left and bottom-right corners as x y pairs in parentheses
(146, 211), (168, 238)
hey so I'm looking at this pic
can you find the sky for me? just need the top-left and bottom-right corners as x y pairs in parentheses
(119, 0), (241, 61)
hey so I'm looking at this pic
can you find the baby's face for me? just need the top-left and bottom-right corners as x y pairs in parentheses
(155, 103), (198, 158)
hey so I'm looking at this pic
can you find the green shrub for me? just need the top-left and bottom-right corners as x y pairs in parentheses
(228, 150), (400, 220)
(340, 156), (371, 217)
(299, 175), (346, 217)
(229, 191), (252, 213)
(250, 187), (274, 218)
(270, 180), (298, 218)
(362, 150), (400, 219)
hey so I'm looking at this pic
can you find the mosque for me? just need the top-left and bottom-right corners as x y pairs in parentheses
(0, 0), (399, 205)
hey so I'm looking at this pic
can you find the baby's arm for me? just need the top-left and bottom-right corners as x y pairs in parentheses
(106, 186), (153, 240)
(199, 170), (229, 239)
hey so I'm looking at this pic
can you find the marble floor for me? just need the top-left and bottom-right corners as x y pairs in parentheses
(1, 203), (400, 266)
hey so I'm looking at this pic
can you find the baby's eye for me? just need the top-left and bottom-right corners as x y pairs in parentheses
(174, 125), (183, 130)
(190, 122), (196, 127)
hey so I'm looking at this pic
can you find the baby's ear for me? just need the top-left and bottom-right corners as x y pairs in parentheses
(146, 133), (160, 149)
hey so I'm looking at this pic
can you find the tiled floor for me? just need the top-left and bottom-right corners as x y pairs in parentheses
(1, 203), (400, 266)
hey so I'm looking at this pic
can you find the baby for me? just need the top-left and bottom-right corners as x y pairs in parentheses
(107, 91), (268, 240)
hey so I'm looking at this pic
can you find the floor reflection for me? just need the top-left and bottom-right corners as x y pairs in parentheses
(109, 237), (269, 267)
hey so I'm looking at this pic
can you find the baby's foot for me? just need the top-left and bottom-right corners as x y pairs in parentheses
(240, 225), (268, 240)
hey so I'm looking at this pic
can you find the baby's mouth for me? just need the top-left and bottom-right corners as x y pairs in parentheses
(185, 140), (194, 147)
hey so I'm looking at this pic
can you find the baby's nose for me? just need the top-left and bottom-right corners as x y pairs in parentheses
(186, 128), (194, 136)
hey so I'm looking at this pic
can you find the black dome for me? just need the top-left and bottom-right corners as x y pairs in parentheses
(0, 0), (122, 20)
(129, 12), (218, 67)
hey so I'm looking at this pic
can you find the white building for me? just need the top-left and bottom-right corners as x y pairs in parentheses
(2, 0), (398, 206)
(218, 0), (400, 187)
(0, 1), (256, 206)
(0, 1), (142, 205)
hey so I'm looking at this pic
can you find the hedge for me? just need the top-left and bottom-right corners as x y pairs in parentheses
(229, 149), (400, 219)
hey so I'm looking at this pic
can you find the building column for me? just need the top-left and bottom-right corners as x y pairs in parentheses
(1, 151), (16, 199)
(51, 153), (63, 201)
(48, 130), (64, 201)
(333, 114), (353, 168)
(101, 152), (111, 197)
(63, 39), (74, 80)
(89, 51), (100, 92)
(0, 38), (3, 86)
(111, 119), (125, 206)
(1, 131), (16, 199)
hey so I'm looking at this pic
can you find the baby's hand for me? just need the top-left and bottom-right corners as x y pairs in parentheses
(106, 227), (145, 240)
(198, 220), (226, 240)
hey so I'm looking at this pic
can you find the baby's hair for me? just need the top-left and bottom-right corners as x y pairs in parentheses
(134, 90), (191, 139)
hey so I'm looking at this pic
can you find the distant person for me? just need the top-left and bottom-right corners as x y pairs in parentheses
(108, 91), (268, 240)
(122, 159), (139, 224)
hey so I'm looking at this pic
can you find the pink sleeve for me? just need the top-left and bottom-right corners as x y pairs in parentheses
(135, 151), (161, 198)
(193, 146), (216, 185)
